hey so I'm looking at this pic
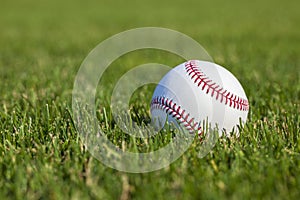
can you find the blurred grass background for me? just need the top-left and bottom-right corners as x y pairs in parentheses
(0, 0), (299, 199)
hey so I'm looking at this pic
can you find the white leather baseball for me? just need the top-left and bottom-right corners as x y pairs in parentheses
(150, 60), (249, 136)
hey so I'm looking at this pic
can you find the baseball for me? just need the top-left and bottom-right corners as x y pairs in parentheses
(150, 60), (249, 136)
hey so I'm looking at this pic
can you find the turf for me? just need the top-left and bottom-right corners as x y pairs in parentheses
(0, 0), (299, 199)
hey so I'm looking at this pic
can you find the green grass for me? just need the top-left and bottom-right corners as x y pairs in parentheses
(0, 0), (299, 199)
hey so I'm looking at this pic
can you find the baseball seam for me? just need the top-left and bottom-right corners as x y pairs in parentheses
(185, 60), (249, 111)
(150, 96), (202, 135)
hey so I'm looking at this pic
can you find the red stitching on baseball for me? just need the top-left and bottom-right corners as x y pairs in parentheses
(150, 97), (202, 135)
(185, 60), (249, 111)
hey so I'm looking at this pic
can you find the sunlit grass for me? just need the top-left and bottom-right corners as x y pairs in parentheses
(0, 0), (299, 199)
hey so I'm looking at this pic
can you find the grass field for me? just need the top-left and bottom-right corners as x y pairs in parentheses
(0, 0), (299, 199)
